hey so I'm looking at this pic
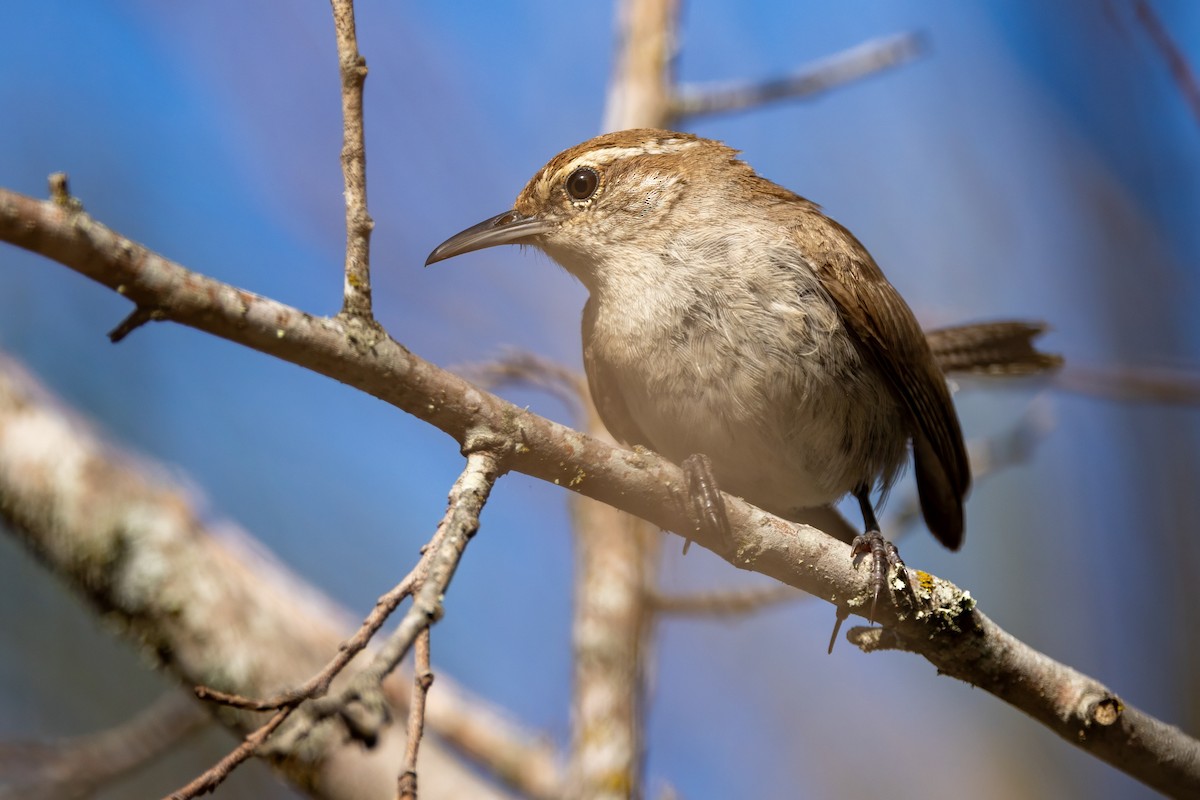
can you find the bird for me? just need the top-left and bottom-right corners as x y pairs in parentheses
(426, 128), (1058, 617)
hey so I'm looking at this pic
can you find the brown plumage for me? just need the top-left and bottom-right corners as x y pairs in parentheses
(427, 128), (1060, 560)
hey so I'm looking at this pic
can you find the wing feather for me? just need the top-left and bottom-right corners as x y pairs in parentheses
(804, 222), (970, 549)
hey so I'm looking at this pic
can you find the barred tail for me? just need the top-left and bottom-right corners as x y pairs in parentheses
(925, 321), (1063, 376)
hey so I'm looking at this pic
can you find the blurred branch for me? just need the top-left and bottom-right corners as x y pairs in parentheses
(0, 351), (558, 800)
(1133, 0), (1200, 129)
(648, 585), (800, 617)
(603, 0), (679, 133)
(1056, 363), (1200, 406)
(330, 0), (374, 319)
(0, 693), (207, 800)
(174, 451), (498, 797)
(260, 451), (499, 798)
(455, 348), (587, 416)
(563, 2), (682, 797)
(672, 31), (924, 121)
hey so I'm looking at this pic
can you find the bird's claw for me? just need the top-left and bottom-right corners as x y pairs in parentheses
(850, 530), (909, 624)
(678, 453), (732, 554)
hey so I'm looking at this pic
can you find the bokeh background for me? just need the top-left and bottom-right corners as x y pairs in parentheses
(2, 2), (1198, 798)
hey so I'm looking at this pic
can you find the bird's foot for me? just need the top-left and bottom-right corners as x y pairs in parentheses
(677, 453), (731, 554)
(849, 530), (911, 624)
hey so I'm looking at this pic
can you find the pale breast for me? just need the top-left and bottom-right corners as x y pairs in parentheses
(584, 248), (910, 518)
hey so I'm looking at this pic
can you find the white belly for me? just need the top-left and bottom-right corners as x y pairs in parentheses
(586, 286), (909, 519)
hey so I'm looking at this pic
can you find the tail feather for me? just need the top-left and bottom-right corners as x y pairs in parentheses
(925, 321), (1063, 377)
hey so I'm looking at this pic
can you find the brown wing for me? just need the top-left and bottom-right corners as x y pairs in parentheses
(580, 298), (653, 448)
(806, 221), (971, 550)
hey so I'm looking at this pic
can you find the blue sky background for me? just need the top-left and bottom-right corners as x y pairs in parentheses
(1, 3), (1198, 798)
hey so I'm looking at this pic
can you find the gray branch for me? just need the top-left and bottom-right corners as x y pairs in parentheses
(673, 31), (924, 121)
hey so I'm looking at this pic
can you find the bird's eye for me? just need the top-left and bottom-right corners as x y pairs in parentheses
(565, 167), (599, 201)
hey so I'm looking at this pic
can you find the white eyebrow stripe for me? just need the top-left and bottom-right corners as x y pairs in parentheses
(561, 139), (702, 173)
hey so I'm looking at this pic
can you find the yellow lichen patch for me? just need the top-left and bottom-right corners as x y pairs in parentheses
(915, 570), (936, 596)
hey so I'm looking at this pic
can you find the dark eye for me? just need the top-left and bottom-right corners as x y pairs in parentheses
(566, 167), (599, 201)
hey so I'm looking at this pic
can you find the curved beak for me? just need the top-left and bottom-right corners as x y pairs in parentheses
(425, 210), (554, 266)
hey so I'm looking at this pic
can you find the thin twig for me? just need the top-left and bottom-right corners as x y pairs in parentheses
(672, 31), (924, 120)
(398, 629), (434, 800)
(168, 452), (498, 798)
(329, 0), (374, 319)
(107, 306), (165, 343)
(0, 693), (208, 800)
(194, 568), (420, 711)
(0, 351), (560, 799)
(264, 450), (500, 761)
(1134, 0), (1200, 128)
(352, 451), (497, 695)
(648, 584), (800, 616)
(455, 348), (588, 416)
(1056, 363), (1200, 406)
(165, 708), (290, 800)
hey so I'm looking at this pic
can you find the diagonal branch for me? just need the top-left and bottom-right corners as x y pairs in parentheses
(1, 187), (1198, 796)
(672, 31), (924, 121)
(0, 349), (558, 800)
(0, 693), (208, 800)
(454, 348), (588, 416)
(259, 450), (500, 793)
(170, 450), (500, 798)
(1133, 0), (1200, 129)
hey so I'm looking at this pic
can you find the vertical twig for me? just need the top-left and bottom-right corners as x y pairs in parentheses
(602, 0), (679, 133)
(330, 0), (375, 319)
(568, 1), (680, 798)
(398, 629), (434, 800)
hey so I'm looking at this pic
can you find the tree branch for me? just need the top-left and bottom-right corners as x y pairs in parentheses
(257, 450), (499, 798)
(171, 450), (499, 799)
(1133, 0), (1200, 129)
(454, 348), (587, 416)
(1056, 363), (1200, 406)
(648, 585), (800, 617)
(566, 2), (683, 795)
(329, 0), (374, 319)
(1, 187), (1198, 795)
(0, 349), (558, 800)
(398, 629), (433, 800)
(672, 31), (924, 121)
(0, 693), (208, 800)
